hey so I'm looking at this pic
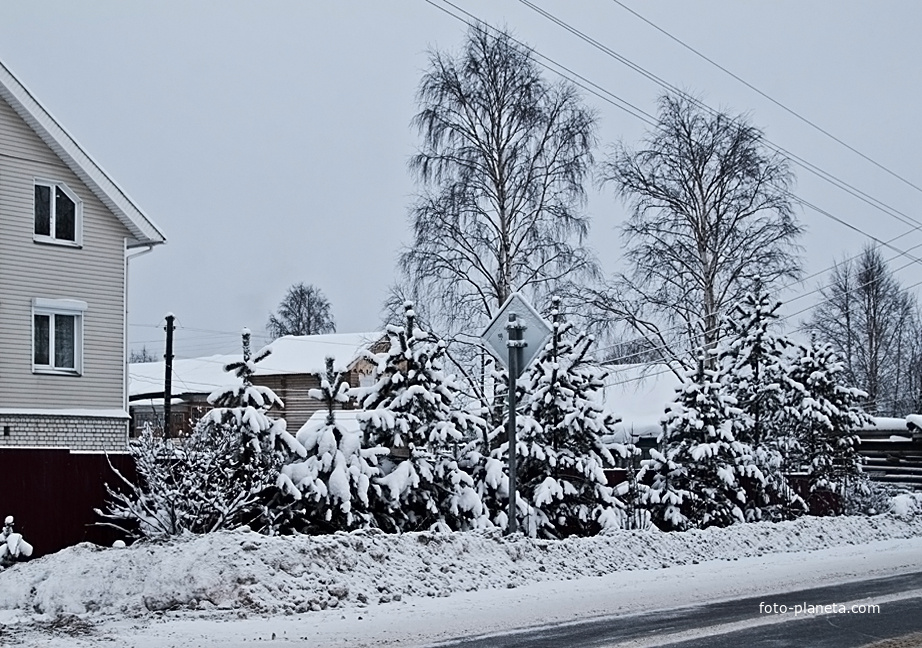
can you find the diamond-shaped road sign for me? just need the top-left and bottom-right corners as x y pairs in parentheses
(481, 293), (552, 378)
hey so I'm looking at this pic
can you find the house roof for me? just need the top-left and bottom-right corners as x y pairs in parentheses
(0, 60), (166, 248)
(128, 332), (384, 399)
(129, 354), (239, 400)
(253, 332), (384, 376)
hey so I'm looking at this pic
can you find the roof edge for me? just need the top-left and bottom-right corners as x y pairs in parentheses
(0, 60), (166, 246)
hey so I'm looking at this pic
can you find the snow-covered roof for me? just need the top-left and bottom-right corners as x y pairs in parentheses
(601, 364), (682, 441)
(129, 354), (239, 399)
(0, 60), (166, 248)
(860, 417), (909, 432)
(252, 332), (384, 376)
(129, 333), (384, 398)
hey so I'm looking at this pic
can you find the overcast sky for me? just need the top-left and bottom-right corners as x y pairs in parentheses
(2, 1), (921, 359)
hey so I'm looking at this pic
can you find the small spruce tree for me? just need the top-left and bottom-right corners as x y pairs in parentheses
(192, 328), (306, 533)
(357, 303), (484, 532)
(278, 357), (385, 533)
(642, 357), (752, 531)
(717, 283), (805, 521)
(509, 299), (628, 537)
(786, 340), (871, 513)
(102, 330), (305, 537)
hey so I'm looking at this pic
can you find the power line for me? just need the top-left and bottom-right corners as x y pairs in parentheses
(513, 0), (922, 232)
(607, 0), (922, 196)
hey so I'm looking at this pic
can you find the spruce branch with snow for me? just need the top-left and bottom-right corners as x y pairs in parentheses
(0, 516), (33, 568)
(278, 357), (385, 533)
(357, 303), (485, 532)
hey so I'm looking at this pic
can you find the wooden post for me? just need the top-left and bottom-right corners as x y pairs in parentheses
(163, 313), (175, 438)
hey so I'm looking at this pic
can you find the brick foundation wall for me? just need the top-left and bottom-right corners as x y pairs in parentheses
(0, 414), (128, 452)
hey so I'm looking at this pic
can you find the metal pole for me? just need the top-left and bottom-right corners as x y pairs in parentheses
(506, 313), (525, 534)
(163, 313), (175, 439)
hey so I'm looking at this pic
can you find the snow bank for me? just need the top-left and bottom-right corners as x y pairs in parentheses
(890, 493), (922, 519)
(0, 510), (919, 621)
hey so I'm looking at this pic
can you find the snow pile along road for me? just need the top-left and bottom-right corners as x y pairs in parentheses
(0, 509), (919, 620)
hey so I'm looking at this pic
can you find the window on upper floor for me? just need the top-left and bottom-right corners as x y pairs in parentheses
(32, 298), (86, 375)
(34, 181), (81, 246)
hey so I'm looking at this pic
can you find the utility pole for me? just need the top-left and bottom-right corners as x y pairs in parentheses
(163, 313), (175, 439)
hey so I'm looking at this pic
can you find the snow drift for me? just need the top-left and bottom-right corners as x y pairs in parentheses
(0, 509), (919, 619)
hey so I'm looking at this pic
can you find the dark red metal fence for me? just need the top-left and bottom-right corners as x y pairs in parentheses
(0, 449), (135, 556)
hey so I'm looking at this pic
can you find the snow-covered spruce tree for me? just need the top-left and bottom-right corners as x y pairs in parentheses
(357, 303), (484, 532)
(505, 299), (629, 537)
(641, 358), (753, 531)
(457, 364), (519, 531)
(785, 340), (871, 513)
(278, 357), (385, 533)
(717, 284), (805, 521)
(193, 328), (307, 534)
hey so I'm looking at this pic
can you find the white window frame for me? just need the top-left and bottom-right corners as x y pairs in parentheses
(33, 179), (83, 247)
(31, 298), (87, 375)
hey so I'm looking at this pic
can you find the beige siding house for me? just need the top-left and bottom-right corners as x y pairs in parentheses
(0, 60), (165, 451)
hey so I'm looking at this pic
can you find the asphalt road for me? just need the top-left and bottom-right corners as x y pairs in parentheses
(427, 571), (922, 648)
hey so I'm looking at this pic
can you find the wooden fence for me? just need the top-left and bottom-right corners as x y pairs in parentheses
(0, 449), (135, 557)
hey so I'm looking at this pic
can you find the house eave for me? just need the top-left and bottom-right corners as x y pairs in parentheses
(0, 60), (167, 247)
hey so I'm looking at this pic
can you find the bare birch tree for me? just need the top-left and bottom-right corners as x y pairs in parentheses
(807, 245), (920, 415)
(594, 94), (801, 373)
(399, 24), (599, 342)
(267, 283), (335, 339)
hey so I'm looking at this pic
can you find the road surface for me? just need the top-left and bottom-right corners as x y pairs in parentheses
(429, 571), (922, 647)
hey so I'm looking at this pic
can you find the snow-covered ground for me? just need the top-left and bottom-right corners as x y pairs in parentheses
(0, 497), (920, 647)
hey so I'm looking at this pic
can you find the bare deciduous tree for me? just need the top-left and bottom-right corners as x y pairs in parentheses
(129, 345), (157, 363)
(399, 24), (599, 340)
(267, 283), (335, 339)
(806, 245), (919, 415)
(595, 94), (802, 373)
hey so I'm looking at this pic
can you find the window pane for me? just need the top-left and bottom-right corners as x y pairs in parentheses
(54, 314), (76, 369)
(34, 185), (51, 236)
(34, 315), (50, 365)
(55, 188), (76, 241)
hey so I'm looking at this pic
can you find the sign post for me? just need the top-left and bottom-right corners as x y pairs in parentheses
(481, 294), (552, 535)
(505, 314), (525, 533)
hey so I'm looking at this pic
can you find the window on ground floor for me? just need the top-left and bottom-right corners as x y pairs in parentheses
(32, 298), (87, 375)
